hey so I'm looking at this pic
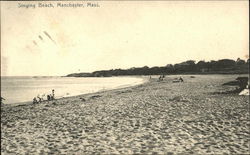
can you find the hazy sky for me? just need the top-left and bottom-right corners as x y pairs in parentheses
(1, 1), (249, 76)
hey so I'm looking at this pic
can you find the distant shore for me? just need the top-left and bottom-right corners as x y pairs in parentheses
(1, 74), (249, 154)
(66, 58), (249, 78)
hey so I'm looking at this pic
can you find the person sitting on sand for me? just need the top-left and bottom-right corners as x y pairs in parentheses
(159, 75), (163, 81)
(33, 97), (38, 104)
(179, 77), (184, 82)
(47, 94), (51, 101)
(37, 95), (42, 103)
(50, 94), (54, 100)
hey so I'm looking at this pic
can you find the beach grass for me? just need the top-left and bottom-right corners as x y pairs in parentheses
(1, 74), (249, 154)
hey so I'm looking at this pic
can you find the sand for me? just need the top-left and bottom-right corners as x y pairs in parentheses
(1, 75), (249, 154)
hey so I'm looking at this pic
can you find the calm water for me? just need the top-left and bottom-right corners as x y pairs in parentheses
(1, 76), (145, 104)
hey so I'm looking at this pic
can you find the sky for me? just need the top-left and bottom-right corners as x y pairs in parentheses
(1, 1), (249, 76)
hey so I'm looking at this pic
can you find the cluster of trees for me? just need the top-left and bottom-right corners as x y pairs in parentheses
(66, 58), (249, 77)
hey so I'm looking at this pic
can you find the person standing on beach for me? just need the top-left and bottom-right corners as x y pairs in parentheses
(33, 97), (38, 104)
(179, 77), (184, 82)
(52, 89), (55, 100)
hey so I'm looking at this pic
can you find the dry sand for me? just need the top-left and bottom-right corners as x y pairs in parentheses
(1, 75), (249, 154)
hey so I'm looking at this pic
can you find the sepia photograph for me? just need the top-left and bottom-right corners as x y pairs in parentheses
(1, 0), (249, 154)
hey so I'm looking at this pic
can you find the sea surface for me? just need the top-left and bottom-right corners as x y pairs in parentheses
(1, 76), (145, 104)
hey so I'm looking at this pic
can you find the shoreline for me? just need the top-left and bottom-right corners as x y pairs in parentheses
(2, 76), (149, 108)
(2, 73), (248, 107)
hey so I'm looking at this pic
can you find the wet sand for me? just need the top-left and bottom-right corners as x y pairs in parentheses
(1, 75), (249, 154)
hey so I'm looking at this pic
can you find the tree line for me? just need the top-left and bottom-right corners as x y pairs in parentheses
(66, 58), (249, 77)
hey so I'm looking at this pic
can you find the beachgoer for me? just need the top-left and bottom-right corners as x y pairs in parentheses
(33, 97), (38, 104)
(159, 75), (162, 81)
(37, 95), (42, 103)
(38, 97), (42, 103)
(47, 95), (51, 101)
(179, 77), (184, 82)
(50, 94), (54, 100)
(52, 89), (55, 100)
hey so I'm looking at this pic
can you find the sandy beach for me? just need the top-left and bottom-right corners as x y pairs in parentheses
(1, 75), (249, 154)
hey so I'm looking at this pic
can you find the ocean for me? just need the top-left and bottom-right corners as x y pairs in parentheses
(1, 76), (145, 104)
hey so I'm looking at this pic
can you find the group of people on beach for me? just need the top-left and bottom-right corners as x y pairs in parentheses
(158, 75), (184, 83)
(33, 89), (55, 104)
(172, 77), (184, 83)
(158, 75), (165, 81)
